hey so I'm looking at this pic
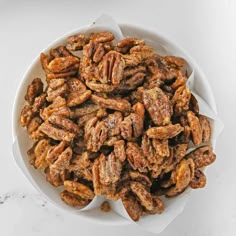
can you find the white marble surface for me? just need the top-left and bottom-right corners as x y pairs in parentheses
(1, 0), (235, 235)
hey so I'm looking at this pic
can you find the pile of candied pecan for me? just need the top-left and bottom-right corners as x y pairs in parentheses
(20, 31), (216, 221)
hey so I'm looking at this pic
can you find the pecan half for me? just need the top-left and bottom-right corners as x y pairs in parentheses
(165, 159), (195, 197)
(199, 115), (211, 143)
(187, 111), (202, 146)
(122, 193), (143, 221)
(143, 87), (173, 126)
(66, 34), (90, 51)
(99, 50), (125, 85)
(120, 113), (143, 141)
(64, 180), (94, 200)
(60, 190), (90, 207)
(147, 124), (184, 139)
(186, 145), (216, 168)
(126, 142), (148, 172)
(91, 94), (131, 113)
(39, 122), (75, 141)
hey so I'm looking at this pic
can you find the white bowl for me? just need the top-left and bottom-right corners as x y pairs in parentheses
(12, 23), (217, 226)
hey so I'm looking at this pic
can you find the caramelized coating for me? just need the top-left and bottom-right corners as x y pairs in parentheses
(20, 31), (216, 221)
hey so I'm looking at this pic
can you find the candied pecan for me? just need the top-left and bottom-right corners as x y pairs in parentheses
(122, 193), (143, 221)
(50, 46), (72, 58)
(187, 111), (202, 145)
(39, 122), (75, 141)
(126, 142), (148, 172)
(100, 201), (111, 212)
(47, 146), (72, 186)
(46, 140), (68, 164)
(46, 83), (68, 102)
(189, 93), (199, 114)
(165, 159), (195, 197)
(116, 38), (144, 53)
(68, 152), (93, 181)
(67, 78), (91, 107)
(186, 145), (216, 168)
(49, 114), (81, 135)
(172, 85), (191, 114)
(114, 140), (126, 162)
(20, 105), (34, 127)
(60, 190), (90, 207)
(116, 72), (145, 92)
(104, 112), (123, 137)
(40, 53), (79, 80)
(92, 153), (122, 199)
(132, 102), (145, 120)
(128, 171), (152, 186)
(66, 34), (90, 51)
(152, 139), (170, 157)
(130, 182), (153, 211)
(93, 43), (105, 63)
(162, 144), (188, 174)
(164, 56), (186, 67)
(40, 96), (66, 120)
(64, 180), (94, 199)
(91, 94), (131, 113)
(86, 80), (116, 92)
(190, 169), (206, 189)
(48, 78), (65, 89)
(199, 115), (211, 143)
(85, 118), (108, 152)
(47, 56), (80, 73)
(120, 113), (143, 141)
(31, 93), (47, 113)
(124, 65), (146, 78)
(98, 51), (125, 85)
(147, 124), (184, 139)
(21, 93), (47, 127)
(27, 116), (43, 138)
(70, 103), (100, 118)
(143, 87), (173, 126)
(25, 78), (44, 104)
(91, 31), (114, 43)
(171, 73), (188, 90)
(147, 196), (164, 214)
(30, 139), (51, 169)
(104, 136), (121, 146)
(123, 45), (154, 67)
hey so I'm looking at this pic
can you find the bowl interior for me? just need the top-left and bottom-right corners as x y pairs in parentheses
(12, 23), (217, 226)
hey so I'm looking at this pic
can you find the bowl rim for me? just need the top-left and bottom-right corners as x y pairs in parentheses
(11, 22), (217, 226)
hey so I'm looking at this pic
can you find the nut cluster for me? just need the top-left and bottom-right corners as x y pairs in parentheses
(20, 31), (215, 221)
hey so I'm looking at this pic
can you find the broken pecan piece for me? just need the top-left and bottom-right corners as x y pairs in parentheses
(190, 169), (206, 189)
